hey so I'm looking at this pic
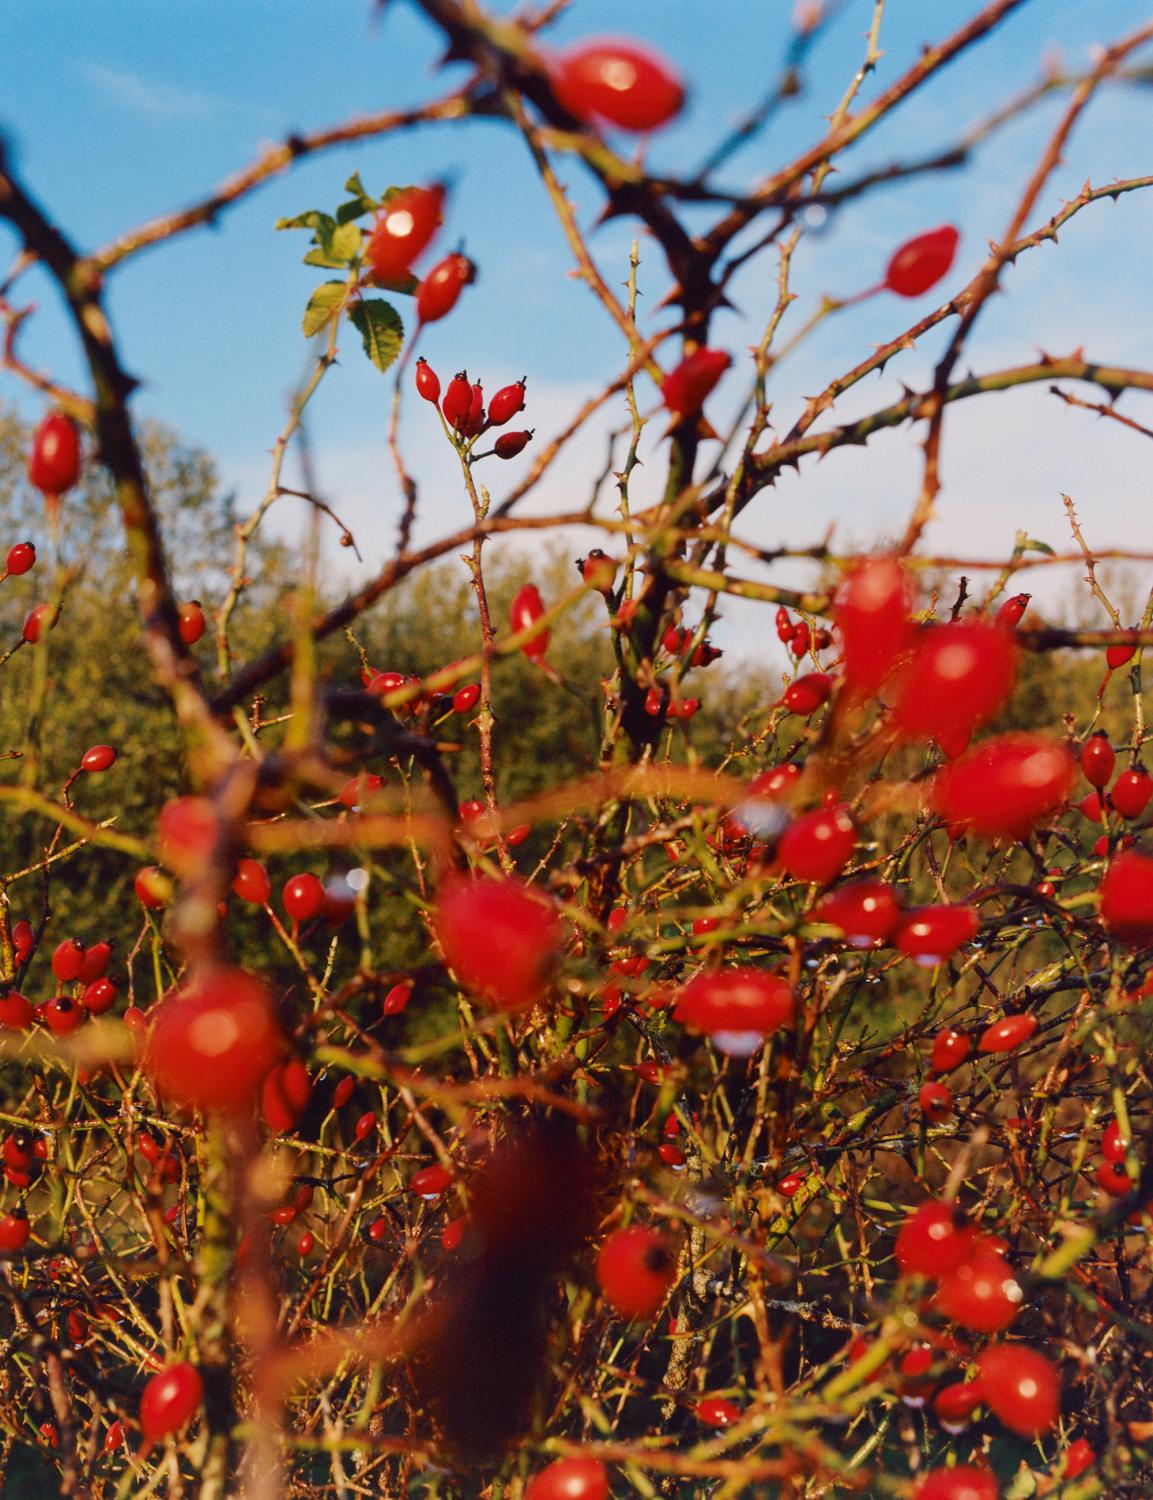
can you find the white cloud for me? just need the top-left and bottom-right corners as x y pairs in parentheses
(80, 63), (272, 125)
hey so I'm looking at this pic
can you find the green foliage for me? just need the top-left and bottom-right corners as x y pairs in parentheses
(348, 298), (404, 372)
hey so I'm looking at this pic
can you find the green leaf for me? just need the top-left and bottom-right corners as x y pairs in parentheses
(276, 209), (335, 234)
(303, 247), (348, 269)
(1022, 537), (1055, 556)
(349, 299), (404, 373)
(302, 281), (348, 338)
(336, 172), (378, 222)
(328, 221), (363, 265)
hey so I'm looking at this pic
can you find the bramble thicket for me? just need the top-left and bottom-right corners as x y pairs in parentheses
(2, 3), (1153, 1498)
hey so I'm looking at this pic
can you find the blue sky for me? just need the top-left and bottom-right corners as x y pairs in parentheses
(2, 0), (1153, 639)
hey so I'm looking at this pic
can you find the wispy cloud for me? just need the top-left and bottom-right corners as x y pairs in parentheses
(79, 62), (272, 124)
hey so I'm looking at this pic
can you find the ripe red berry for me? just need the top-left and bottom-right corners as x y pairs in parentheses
(577, 549), (617, 594)
(79, 744), (117, 773)
(778, 805), (856, 885)
(0, 991), (34, 1030)
(283, 872), (326, 923)
(1094, 1160), (1131, 1195)
(463, 380), (485, 437)
(80, 940), (113, 984)
(494, 428), (534, 459)
(835, 555), (915, 694)
(895, 1201), (974, 1279)
(1107, 641), (1137, 670)
(1102, 1119), (1129, 1164)
(790, 620), (812, 656)
(930, 1027), (972, 1074)
(158, 796), (217, 874)
(1063, 1438), (1096, 1480)
(912, 1467), (997, 1500)
(354, 1110), (377, 1141)
(1100, 849), (1153, 943)
(919, 1080), (953, 1121)
(441, 370), (472, 429)
(697, 1398), (741, 1428)
(781, 672), (833, 716)
(1080, 790), (1104, 822)
(261, 1058), (312, 1134)
(177, 601), (206, 645)
(933, 733), (1074, 840)
(936, 1242), (1023, 1332)
(382, 980), (413, 1016)
(415, 251), (476, 323)
(723, 764), (802, 844)
(414, 356), (441, 404)
(411, 1164), (453, 1200)
(524, 1456), (610, 1500)
(885, 225), (960, 297)
(366, 669), (408, 699)
(893, 622), (1017, 742)
(487, 379), (527, 427)
(0, 1205), (31, 1252)
(232, 858), (271, 905)
(11, 920), (33, 962)
(1111, 765), (1153, 819)
(978, 1013), (1038, 1054)
(551, 40), (684, 132)
(673, 969), (794, 1056)
(661, 348), (731, 422)
(332, 1076), (355, 1109)
(994, 592), (1030, 629)
(22, 602), (58, 644)
(52, 938), (86, 983)
(296, 1230), (315, 1257)
(894, 905), (978, 965)
(103, 1420), (124, 1454)
(365, 184), (445, 282)
(811, 880), (899, 948)
(5, 541), (35, 576)
(145, 967), (284, 1115)
(433, 874), (562, 1012)
(1080, 731), (1116, 788)
(452, 683), (480, 714)
(976, 1344), (1060, 1437)
(596, 1225), (675, 1318)
(28, 411), (83, 496)
(134, 866), (169, 910)
(510, 583), (549, 657)
(82, 978), (118, 1014)
(139, 1361), (204, 1440)
(43, 995), (84, 1036)
(338, 772), (384, 810)
(934, 1381), (984, 1431)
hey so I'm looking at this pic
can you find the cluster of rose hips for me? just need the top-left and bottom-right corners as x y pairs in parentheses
(636, 618), (725, 720)
(414, 359), (534, 459)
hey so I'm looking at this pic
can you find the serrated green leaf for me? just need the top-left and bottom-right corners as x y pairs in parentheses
(303, 247), (348, 269)
(302, 281), (348, 338)
(328, 221), (363, 265)
(1023, 537), (1055, 556)
(344, 171), (371, 201)
(276, 209), (335, 234)
(349, 299), (404, 373)
(336, 198), (368, 225)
